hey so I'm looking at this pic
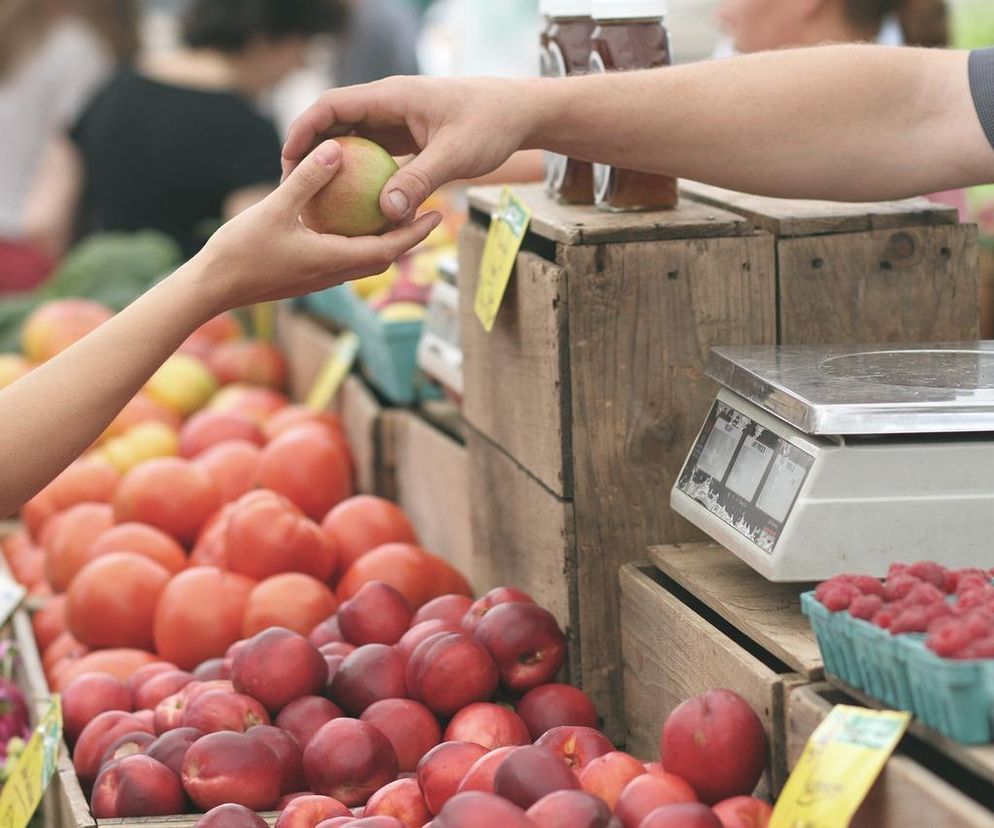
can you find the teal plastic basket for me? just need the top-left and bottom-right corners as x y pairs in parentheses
(802, 591), (994, 744)
(303, 286), (439, 405)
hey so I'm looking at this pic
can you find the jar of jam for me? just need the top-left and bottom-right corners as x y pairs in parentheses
(589, 0), (678, 212)
(540, 0), (596, 204)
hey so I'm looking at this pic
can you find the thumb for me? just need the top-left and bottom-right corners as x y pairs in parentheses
(380, 140), (460, 222)
(275, 140), (343, 216)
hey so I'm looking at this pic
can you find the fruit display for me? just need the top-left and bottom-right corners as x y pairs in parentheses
(805, 562), (994, 742)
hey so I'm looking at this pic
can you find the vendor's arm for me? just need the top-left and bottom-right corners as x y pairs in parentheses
(284, 45), (994, 222)
(0, 141), (440, 518)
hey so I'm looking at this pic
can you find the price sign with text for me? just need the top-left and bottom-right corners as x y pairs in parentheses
(0, 697), (63, 828)
(474, 188), (532, 332)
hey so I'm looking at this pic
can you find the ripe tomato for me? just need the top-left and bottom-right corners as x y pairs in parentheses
(208, 384), (289, 424)
(44, 502), (115, 592)
(21, 490), (57, 539)
(32, 594), (67, 653)
(38, 456), (120, 511)
(224, 490), (336, 581)
(321, 496), (419, 581)
(113, 458), (221, 545)
(207, 340), (287, 390)
(242, 572), (339, 638)
(256, 425), (353, 521)
(179, 410), (265, 459)
(190, 503), (233, 567)
(67, 552), (171, 650)
(153, 566), (256, 670)
(100, 391), (183, 443)
(336, 543), (471, 609)
(88, 522), (187, 575)
(43, 631), (89, 686)
(52, 648), (161, 692)
(263, 405), (347, 445)
(194, 440), (261, 504)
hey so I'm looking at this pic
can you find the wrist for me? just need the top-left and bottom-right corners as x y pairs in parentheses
(168, 252), (231, 321)
(519, 78), (563, 151)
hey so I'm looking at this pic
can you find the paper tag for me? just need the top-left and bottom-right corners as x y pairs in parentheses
(474, 188), (532, 332)
(0, 576), (26, 629)
(251, 302), (276, 342)
(306, 331), (360, 412)
(417, 281), (463, 395)
(0, 696), (63, 828)
(770, 704), (910, 828)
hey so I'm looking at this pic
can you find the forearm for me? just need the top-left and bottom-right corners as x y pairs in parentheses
(0, 259), (222, 517)
(529, 45), (993, 201)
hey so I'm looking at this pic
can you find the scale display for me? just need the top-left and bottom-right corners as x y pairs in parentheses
(677, 400), (814, 554)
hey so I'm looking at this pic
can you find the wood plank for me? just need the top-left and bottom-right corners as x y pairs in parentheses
(392, 411), (474, 581)
(778, 225), (980, 344)
(620, 564), (789, 792)
(467, 184), (752, 245)
(465, 425), (578, 678)
(788, 684), (994, 827)
(568, 232), (777, 739)
(647, 542), (822, 679)
(459, 221), (572, 497)
(682, 180), (958, 238)
(336, 374), (385, 497)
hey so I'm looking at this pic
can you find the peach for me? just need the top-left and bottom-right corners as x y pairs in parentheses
(578, 751), (646, 809)
(338, 581), (413, 646)
(276, 696), (344, 750)
(412, 595), (474, 627)
(145, 727), (202, 777)
(432, 792), (533, 828)
(195, 803), (269, 827)
(303, 718), (399, 807)
(321, 642), (357, 658)
(179, 410), (265, 458)
(416, 741), (488, 815)
(443, 703), (530, 750)
(615, 774), (698, 828)
(360, 699), (441, 773)
(182, 731), (282, 811)
(405, 633), (498, 717)
(457, 746), (518, 794)
(74, 710), (153, 786)
(134, 670), (196, 711)
(275, 794), (352, 828)
(248, 724), (306, 795)
(182, 690), (270, 733)
(91, 754), (184, 818)
(154, 689), (194, 735)
(310, 616), (345, 647)
(534, 727), (614, 772)
(494, 745), (580, 810)
(62, 672), (132, 745)
(193, 658), (227, 681)
(364, 777), (431, 828)
(128, 661), (181, 694)
(133, 709), (155, 730)
(349, 819), (404, 828)
(711, 796), (774, 828)
(324, 655), (346, 691)
(331, 644), (407, 715)
(640, 804), (723, 828)
(660, 690), (768, 805)
(516, 684), (598, 740)
(461, 588), (534, 634)
(395, 620), (461, 663)
(474, 603), (566, 692)
(526, 790), (620, 828)
(97, 730), (156, 773)
(232, 627), (328, 713)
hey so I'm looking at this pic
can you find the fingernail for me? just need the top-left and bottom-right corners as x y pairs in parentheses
(314, 142), (341, 167)
(386, 190), (409, 216)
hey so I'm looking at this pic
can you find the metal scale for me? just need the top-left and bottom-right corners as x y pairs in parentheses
(671, 343), (994, 581)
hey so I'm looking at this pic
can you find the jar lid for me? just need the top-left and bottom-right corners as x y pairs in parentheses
(541, 0), (594, 16)
(592, 0), (666, 19)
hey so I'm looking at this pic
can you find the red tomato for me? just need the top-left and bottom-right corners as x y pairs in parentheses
(321, 496), (419, 581)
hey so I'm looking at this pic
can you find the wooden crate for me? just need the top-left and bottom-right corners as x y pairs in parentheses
(788, 684), (994, 826)
(620, 542), (825, 793)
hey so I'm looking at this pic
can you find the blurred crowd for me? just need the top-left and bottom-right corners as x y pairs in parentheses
(1, 0), (993, 298)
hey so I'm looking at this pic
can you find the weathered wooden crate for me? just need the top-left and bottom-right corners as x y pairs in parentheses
(788, 684), (994, 826)
(619, 542), (824, 794)
(459, 183), (979, 738)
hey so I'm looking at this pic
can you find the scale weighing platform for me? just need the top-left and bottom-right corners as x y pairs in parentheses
(671, 343), (994, 581)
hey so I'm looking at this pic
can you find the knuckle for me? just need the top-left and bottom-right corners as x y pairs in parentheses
(395, 165), (435, 198)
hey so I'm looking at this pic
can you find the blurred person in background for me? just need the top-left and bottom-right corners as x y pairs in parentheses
(336, 0), (421, 86)
(0, 0), (139, 292)
(26, 0), (346, 261)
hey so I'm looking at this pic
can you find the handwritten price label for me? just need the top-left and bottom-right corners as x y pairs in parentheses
(770, 704), (909, 828)
(474, 188), (532, 332)
(306, 331), (360, 412)
(0, 696), (63, 828)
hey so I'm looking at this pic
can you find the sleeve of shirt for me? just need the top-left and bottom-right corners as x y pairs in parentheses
(969, 48), (994, 151)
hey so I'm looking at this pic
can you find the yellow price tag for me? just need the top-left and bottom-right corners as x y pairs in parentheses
(0, 696), (62, 828)
(770, 704), (910, 828)
(252, 302), (277, 342)
(474, 188), (532, 332)
(0, 576), (26, 629)
(306, 331), (360, 412)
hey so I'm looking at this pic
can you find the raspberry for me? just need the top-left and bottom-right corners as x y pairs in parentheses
(929, 624), (973, 657)
(923, 602), (954, 625)
(872, 609), (896, 629)
(816, 575), (856, 603)
(947, 568), (988, 594)
(849, 594), (883, 620)
(963, 610), (994, 639)
(852, 576), (885, 597)
(959, 587), (994, 610)
(887, 563), (910, 578)
(890, 606), (929, 634)
(821, 586), (858, 612)
(969, 637), (994, 659)
(905, 583), (945, 607)
(908, 561), (947, 589)
(883, 573), (921, 602)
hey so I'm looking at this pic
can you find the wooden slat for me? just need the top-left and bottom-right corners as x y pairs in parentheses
(647, 542), (822, 679)
(459, 221), (572, 497)
(567, 232), (777, 739)
(392, 411), (473, 583)
(788, 684), (994, 828)
(337, 375), (386, 497)
(465, 425), (578, 677)
(620, 563), (792, 793)
(467, 184), (752, 246)
(682, 180), (958, 238)
(778, 225), (980, 344)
